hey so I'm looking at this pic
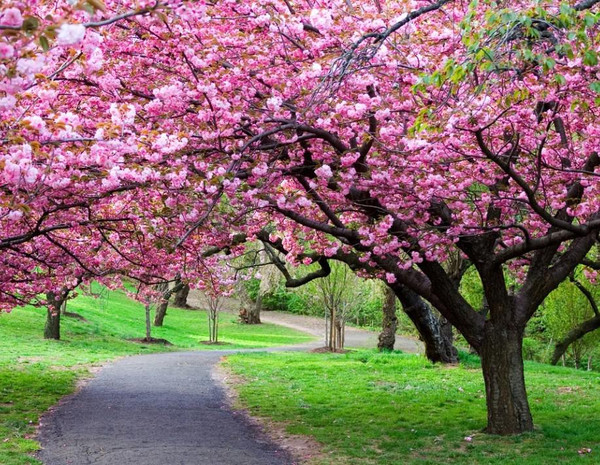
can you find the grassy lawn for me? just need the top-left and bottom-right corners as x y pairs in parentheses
(0, 285), (313, 465)
(224, 350), (600, 465)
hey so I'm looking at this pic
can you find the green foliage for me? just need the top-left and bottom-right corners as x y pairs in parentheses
(244, 278), (260, 301)
(541, 278), (600, 368)
(0, 285), (313, 465)
(522, 337), (552, 364)
(458, 267), (600, 368)
(226, 350), (600, 465)
(245, 278), (304, 313)
(459, 267), (484, 311)
(249, 264), (389, 328)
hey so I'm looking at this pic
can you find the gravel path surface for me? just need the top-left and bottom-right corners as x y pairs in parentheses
(37, 311), (421, 465)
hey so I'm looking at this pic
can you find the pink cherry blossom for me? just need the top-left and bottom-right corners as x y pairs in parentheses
(57, 24), (87, 45)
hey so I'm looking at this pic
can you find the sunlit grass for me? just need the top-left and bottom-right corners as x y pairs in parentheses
(0, 285), (313, 464)
(225, 350), (600, 465)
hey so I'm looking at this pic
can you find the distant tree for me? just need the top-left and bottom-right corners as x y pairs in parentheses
(205, 294), (222, 344)
(173, 283), (191, 309)
(154, 279), (186, 327)
(44, 276), (85, 340)
(547, 271), (600, 367)
(44, 291), (66, 340)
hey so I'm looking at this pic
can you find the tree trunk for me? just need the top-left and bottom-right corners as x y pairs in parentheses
(391, 284), (458, 363)
(334, 315), (345, 349)
(44, 292), (62, 340)
(145, 304), (152, 341)
(154, 281), (185, 327)
(245, 294), (262, 324)
(324, 311), (330, 347)
(480, 323), (533, 435)
(329, 307), (336, 350)
(215, 310), (219, 343)
(550, 315), (600, 365)
(154, 300), (169, 327)
(440, 316), (455, 353)
(378, 286), (398, 351)
(208, 310), (218, 343)
(173, 283), (190, 308)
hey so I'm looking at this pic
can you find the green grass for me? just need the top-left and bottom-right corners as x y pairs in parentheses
(0, 285), (314, 465)
(225, 350), (600, 465)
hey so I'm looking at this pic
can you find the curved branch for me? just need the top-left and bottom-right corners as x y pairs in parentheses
(551, 315), (600, 364)
(295, 176), (345, 228)
(263, 242), (331, 287)
(570, 274), (599, 316)
(492, 228), (587, 265)
(83, 3), (160, 28)
(475, 130), (586, 234)
(574, 0), (600, 11)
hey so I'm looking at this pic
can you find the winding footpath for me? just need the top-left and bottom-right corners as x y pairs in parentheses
(36, 313), (421, 465)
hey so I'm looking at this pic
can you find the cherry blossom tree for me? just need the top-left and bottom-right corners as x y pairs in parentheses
(3, 0), (600, 436)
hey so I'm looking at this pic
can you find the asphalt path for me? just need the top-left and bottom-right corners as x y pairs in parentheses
(37, 351), (298, 465)
(37, 314), (421, 465)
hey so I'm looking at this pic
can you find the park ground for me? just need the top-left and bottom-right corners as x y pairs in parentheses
(0, 287), (599, 464)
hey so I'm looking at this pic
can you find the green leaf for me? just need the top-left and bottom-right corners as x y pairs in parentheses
(22, 16), (40, 32)
(39, 35), (50, 52)
(589, 81), (600, 94)
(584, 50), (598, 66)
(554, 74), (566, 85)
(584, 12), (597, 28)
(542, 57), (556, 72)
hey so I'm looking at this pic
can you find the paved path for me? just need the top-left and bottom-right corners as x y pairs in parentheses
(261, 310), (422, 353)
(37, 351), (296, 465)
(37, 313), (421, 465)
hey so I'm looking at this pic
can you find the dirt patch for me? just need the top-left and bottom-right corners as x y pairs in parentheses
(214, 362), (326, 465)
(74, 364), (104, 390)
(310, 346), (350, 354)
(128, 337), (173, 345)
(557, 386), (582, 394)
(199, 341), (230, 346)
(63, 311), (89, 322)
(17, 356), (46, 364)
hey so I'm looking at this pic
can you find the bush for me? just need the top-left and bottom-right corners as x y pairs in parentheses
(522, 337), (550, 363)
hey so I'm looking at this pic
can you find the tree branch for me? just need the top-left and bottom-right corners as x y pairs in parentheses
(570, 274), (599, 316)
(262, 242), (332, 287)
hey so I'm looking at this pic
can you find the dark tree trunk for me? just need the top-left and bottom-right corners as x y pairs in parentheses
(440, 316), (455, 354)
(154, 300), (169, 327)
(392, 284), (458, 363)
(44, 292), (62, 340)
(551, 315), (600, 365)
(154, 281), (185, 327)
(480, 323), (533, 435)
(378, 286), (398, 351)
(173, 283), (190, 308)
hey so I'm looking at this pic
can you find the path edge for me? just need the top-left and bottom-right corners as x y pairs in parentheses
(33, 359), (118, 462)
(213, 358), (326, 465)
